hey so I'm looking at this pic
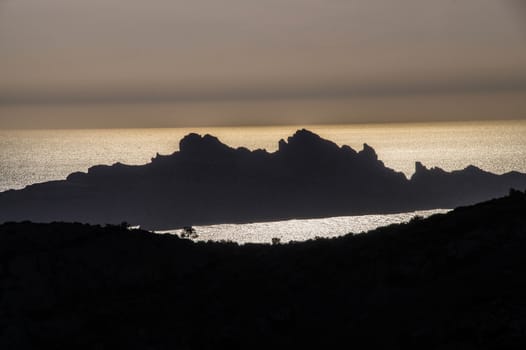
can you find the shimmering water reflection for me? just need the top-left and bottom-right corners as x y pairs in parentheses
(159, 209), (449, 244)
(1, 120), (525, 192)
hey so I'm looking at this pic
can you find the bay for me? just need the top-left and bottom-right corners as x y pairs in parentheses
(1, 120), (523, 243)
(158, 209), (450, 244)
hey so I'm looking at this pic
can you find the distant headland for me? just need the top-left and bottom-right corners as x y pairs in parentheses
(1, 129), (525, 229)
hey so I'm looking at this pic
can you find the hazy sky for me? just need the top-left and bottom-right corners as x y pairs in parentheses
(1, 0), (526, 128)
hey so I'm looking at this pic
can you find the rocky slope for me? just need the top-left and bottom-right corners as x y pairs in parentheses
(1, 190), (526, 349)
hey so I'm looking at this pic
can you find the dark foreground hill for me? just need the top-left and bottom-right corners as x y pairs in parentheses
(2, 190), (526, 349)
(1, 129), (526, 229)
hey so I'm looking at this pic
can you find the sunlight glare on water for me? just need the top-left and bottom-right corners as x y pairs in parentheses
(158, 209), (450, 244)
(0, 120), (525, 192)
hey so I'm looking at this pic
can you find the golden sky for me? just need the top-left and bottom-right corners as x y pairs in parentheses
(1, 0), (526, 128)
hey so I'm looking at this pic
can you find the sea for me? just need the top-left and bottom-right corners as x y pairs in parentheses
(157, 209), (451, 244)
(1, 119), (525, 243)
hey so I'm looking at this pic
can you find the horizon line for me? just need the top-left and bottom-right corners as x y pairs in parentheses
(1, 118), (524, 131)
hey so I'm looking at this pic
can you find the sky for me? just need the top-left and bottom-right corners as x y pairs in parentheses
(1, 0), (526, 128)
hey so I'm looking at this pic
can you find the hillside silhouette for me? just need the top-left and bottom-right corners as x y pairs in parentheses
(1, 129), (526, 229)
(2, 190), (526, 348)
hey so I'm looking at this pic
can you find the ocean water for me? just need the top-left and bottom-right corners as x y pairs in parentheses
(1, 120), (523, 243)
(1, 120), (525, 193)
(158, 209), (450, 244)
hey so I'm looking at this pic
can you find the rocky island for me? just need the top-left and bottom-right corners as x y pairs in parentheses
(1, 129), (525, 229)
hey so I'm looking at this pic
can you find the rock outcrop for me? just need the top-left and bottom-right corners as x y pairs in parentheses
(0, 129), (525, 229)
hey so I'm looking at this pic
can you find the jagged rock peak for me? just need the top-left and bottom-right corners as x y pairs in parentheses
(358, 143), (378, 161)
(415, 161), (428, 173)
(179, 133), (230, 155)
(413, 161), (449, 178)
(463, 165), (484, 173)
(278, 129), (340, 153)
(288, 129), (322, 142)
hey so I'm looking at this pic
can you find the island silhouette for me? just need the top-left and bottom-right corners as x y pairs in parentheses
(1, 129), (525, 229)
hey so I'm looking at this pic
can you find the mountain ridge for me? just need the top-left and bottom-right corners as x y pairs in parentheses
(1, 129), (525, 229)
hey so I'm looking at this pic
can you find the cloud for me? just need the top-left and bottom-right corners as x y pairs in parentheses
(2, 76), (526, 106)
(1, 0), (526, 126)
